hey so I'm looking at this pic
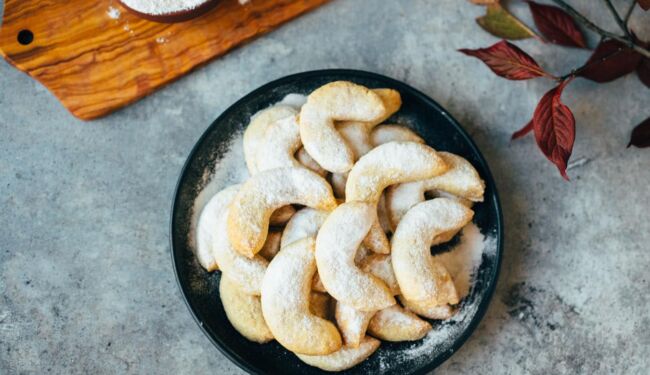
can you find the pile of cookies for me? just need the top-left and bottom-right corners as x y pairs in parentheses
(195, 81), (485, 371)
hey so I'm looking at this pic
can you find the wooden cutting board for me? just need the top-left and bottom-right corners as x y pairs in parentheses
(0, 0), (329, 120)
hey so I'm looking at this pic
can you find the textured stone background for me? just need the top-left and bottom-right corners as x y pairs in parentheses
(1, 0), (649, 374)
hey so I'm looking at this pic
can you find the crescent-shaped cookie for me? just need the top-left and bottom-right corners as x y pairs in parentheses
(369, 124), (425, 146)
(195, 185), (242, 272)
(261, 237), (342, 355)
(391, 198), (473, 305)
(211, 186), (269, 295)
(299, 81), (386, 173)
(335, 302), (376, 348)
(398, 295), (455, 320)
(367, 305), (431, 342)
(219, 276), (274, 344)
(228, 167), (337, 258)
(345, 142), (448, 203)
(386, 152), (485, 229)
(255, 115), (302, 172)
(295, 336), (380, 372)
(315, 202), (395, 311)
(244, 105), (297, 174)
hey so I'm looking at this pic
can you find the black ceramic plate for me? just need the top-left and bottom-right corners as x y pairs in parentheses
(170, 70), (503, 374)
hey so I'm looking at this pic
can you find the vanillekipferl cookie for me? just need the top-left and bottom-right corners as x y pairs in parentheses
(228, 167), (337, 258)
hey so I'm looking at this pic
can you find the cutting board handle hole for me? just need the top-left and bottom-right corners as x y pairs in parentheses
(17, 30), (34, 45)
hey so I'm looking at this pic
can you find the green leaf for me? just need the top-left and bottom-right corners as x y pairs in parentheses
(476, 4), (537, 40)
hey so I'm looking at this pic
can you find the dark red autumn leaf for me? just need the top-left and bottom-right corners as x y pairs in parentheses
(511, 120), (534, 140)
(639, 0), (650, 11)
(533, 79), (576, 180)
(628, 117), (650, 148)
(579, 39), (643, 82)
(638, 58), (650, 88)
(459, 40), (551, 80)
(528, 1), (587, 48)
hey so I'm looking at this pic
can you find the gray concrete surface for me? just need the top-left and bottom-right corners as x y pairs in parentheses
(1, 0), (649, 374)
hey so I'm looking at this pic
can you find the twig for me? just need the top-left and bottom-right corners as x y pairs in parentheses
(558, 48), (625, 80)
(603, 0), (631, 38)
(623, 0), (637, 25)
(550, 0), (650, 58)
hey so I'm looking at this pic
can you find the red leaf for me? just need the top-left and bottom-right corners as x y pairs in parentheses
(528, 1), (587, 48)
(628, 117), (650, 148)
(638, 58), (650, 88)
(459, 40), (551, 80)
(579, 39), (643, 82)
(533, 79), (576, 180)
(639, 0), (650, 11)
(511, 120), (534, 140)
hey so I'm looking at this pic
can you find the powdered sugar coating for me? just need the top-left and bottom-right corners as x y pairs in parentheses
(367, 305), (431, 342)
(210, 185), (268, 295)
(315, 202), (395, 311)
(386, 152), (485, 229)
(335, 302), (375, 348)
(345, 142), (448, 203)
(281, 208), (330, 249)
(370, 124), (425, 146)
(296, 336), (380, 372)
(255, 115), (302, 172)
(300, 81), (386, 173)
(243, 105), (297, 174)
(261, 238), (342, 355)
(228, 167), (337, 258)
(391, 198), (473, 304)
(360, 254), (400, 296)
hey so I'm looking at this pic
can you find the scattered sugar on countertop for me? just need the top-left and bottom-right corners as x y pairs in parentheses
(107, 6), (121, 19)
(121, 0), (210, 15)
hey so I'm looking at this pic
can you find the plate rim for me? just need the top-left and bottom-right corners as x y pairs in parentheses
(169, 69), (504, 375)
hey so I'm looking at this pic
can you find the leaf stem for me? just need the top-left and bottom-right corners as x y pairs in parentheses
(550, 0), (650, 58)
(603, 0), (632, 38)
(623, 0), (637, 25)
(558, 48), (624, 81)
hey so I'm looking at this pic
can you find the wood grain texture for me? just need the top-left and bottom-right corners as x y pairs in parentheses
(0, 0), (328, 120)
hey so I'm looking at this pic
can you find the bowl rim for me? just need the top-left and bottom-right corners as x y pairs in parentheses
(170, 69), (504, 375)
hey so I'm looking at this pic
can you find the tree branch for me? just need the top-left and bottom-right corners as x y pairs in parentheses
(550, 0), (650, 58)
(603, 0), (631, 38)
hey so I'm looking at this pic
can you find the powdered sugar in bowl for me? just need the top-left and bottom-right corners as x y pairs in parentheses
(118, 0), (221, 23)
